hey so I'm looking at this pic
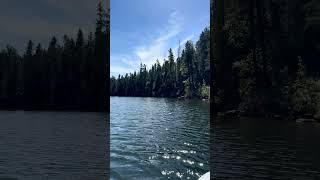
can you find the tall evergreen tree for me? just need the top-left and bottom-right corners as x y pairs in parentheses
(110, 27), (210, 99)
(0, 1), (109, 111)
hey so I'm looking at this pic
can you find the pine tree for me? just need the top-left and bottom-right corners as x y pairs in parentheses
(110, 27), (211, 99)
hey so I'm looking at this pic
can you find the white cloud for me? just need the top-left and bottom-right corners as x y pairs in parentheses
(120, 57), (140, 67)
(155, 11), (183, 43)
(110, 65), (135, 77)
(110, 10), (197, 75)
(110, 55), (140, 75)
(134, 11), (184, 69)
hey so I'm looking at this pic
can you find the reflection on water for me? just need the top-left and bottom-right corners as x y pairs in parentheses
(213, 118), (320, 179)
(0, 111), (108, 180)
(110, 97), (210, 179)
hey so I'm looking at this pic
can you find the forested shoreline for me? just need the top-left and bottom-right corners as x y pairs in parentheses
(211, 0), (320, 120)
(110, 27), (210, 99)
(0, 2), (109, 112)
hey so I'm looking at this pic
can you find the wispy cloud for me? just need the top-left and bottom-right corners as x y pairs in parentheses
(110, 65), (135, 77)
(110, 10), (196, 76)
(110, 55), (137, 77)
(110, 0), (209, 77)
(154, 11), (183, 43)
(120, 56), (141, 68)
(134, 11), (184, 69)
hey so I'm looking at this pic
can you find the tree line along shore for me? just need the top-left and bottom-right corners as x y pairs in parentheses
(211, 0), (320, 121)
(0, 2), (109, 112)
(110, 27), (210, 100)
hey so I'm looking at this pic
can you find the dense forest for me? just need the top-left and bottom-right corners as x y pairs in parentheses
(110, 27), (210, 99)
(211, 0), (320, 119)
(0, 2), (109, 112)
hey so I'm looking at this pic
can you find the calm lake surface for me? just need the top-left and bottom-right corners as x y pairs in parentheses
(213, 118), (320, 179)
(0, 111), (108, 180)
(110, 97), (210, 179)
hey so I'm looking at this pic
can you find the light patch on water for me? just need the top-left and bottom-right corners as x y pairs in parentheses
(161, 170), (175, 175)
(148, 155), (158, 160)
(175, 150), (197, 154)
(187, 169), (195, 176)
(183, 142), (193, 146)
(162, 153), (170, 159)
(179, 150), (189, 154)
(176, 172), (183, 178)
(183, 159), (195, 165)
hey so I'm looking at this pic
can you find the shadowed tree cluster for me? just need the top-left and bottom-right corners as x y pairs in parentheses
(110, 27), (210, 99)
(0, 2), (109, 112)
(212, 0), (320, 118)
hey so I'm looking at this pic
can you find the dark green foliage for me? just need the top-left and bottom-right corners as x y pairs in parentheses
(212, 0), (320, 117)
(196, 28), (210, 86)
(289, 57), (320, 116)
(110, 28), (210, 99)
(0, 2), (109, 112)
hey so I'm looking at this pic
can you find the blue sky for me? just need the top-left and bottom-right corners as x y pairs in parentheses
(110, 0), (209, 77)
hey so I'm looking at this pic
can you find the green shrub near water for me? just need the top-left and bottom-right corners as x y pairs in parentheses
(289, 58), (320, 117)
(232, 48), (272, 115)
(199, 84), (210, 99)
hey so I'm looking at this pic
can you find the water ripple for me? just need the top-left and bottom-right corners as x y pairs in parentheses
(111, 97), (210, 179)
(213, 118), (320, 179)
(0, 111), (107, 179)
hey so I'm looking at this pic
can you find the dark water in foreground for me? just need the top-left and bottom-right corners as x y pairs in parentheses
(0, 111), (108, 180)
(110, 97), (210, 179)
(213, 118), (320, 179)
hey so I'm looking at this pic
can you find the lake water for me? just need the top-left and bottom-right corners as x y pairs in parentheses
(0, 111), (108, 179)
(213, 117), (320, 179)
(110, 97), (210, 179)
